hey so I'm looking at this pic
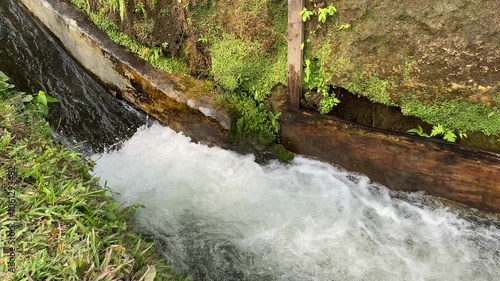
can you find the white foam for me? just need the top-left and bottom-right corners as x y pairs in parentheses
(93, 123), (500, 281)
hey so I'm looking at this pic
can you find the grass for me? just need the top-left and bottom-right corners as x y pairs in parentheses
(0, 71), (185, 280)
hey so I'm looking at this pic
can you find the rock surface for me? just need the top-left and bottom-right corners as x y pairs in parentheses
(323, 0), (499, 105)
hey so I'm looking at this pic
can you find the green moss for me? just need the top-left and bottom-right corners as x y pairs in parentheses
(401, 99), (500, 135)
(67, 0), (188, 74)
(270, 144), (295, 162)
(87, 12), (187, 74)
(267, 0), (288, 35)
(133, 19), (155, 42)
(210, 34), (286, 100)
(346, 71), (395, 105)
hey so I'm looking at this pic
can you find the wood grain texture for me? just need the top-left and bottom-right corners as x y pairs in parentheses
(281, 108), (500, 213)
(287, 0), (304, 109)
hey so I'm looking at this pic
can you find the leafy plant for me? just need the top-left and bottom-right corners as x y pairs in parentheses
(268, 111), (282, 136)
(33, 90), (60, 116)
(319, 96), (340, 114)
(303, 59), (340, 114)
(300, 7), (314, 22)
(300, 4), (337, 24)
(223, 92), (280, 144)
(98, 0), (127, 22)
(407, 124), (467, 143)
(407, 125), (430, 138)
(317, 5), (337, 23)
(118, 0), (126, 21)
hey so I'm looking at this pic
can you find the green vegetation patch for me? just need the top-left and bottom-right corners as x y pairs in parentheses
(70, 0), (187, 74)
(345, 71), (395, 106)
(211, 33), (287, 102)
(401, 98), (500, 136)
(0, 71), (183, 280)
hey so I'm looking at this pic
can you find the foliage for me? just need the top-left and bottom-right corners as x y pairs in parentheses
(300, 7), (314, 22)
(210, 34), (286, 100)
(69, 0), (187, 74)
(407, 124), (467, 143)
(87, 11), (188, 73)
(317, 5), (337, 23)
(346, 71), (395, 106)
(406, 125), (430, 138)
(222, 91), (281, 144)
(300, 3), (336, 26)
(301, 2), (340, 114)
(401, 98), (500, 136)
(303, 58), (340, 114)
(0, 71), (184, 280)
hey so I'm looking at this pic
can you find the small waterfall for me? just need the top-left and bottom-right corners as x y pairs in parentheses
(93, 124), (500, 281)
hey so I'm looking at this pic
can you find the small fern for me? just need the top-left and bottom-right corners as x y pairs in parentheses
(408, 124), (464, 143)
(443, 131), (457, 142)
(430, 124), (445, 137)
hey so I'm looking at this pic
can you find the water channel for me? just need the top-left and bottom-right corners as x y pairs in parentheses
(2, 1), (499, 280)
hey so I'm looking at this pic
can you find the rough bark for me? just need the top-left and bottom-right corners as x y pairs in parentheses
(281, 108), (500, 213)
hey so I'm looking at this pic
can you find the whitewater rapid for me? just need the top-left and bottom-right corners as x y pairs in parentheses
(93, 124), (500, 281)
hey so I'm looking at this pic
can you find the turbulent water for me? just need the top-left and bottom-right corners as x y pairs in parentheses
(93, 124), (500, 281)
(0, 0), (146, 152)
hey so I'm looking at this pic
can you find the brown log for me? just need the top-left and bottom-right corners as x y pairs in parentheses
(281, 108), (500, 213)
(287, 0), (304, 108)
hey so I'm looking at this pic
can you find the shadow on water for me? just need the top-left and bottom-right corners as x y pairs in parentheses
(0, 0), (147, 153)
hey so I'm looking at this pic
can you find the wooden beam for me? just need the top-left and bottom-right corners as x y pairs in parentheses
(287, 0), (304, 109)
(281, 108), (500, 213)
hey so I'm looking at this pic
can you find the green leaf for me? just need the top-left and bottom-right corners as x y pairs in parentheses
(318, 10), (327, 23)
(407, 125), (430, 138)
(22, 95), (34, 103)
(144, 266), (156, 281)
(119, 0), (126, 21)
(300, 8), (313, 22)
(327, 5), (337, 15)
(36, 90), (48, 106)
(443, 131), (457, 142)
(0, 70), (8, 82)
(430, 124), (444, 137)
(46, 96), (60, 103)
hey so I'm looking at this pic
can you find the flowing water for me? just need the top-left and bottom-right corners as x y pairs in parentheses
(0, 0), (146, 152)
(2, 1), (500, 280)
(93, 124), (500, 281)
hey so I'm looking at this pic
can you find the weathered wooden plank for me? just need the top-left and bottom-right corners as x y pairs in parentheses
(281, 108), (500, 213)
(20, 0), (232, 149)
(287, 0), (304, 108)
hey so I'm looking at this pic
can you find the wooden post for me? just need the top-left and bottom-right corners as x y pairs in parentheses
(287, 0), (304, 109)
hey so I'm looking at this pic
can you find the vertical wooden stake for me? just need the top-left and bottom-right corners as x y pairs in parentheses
(287, 0), (304, 109)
